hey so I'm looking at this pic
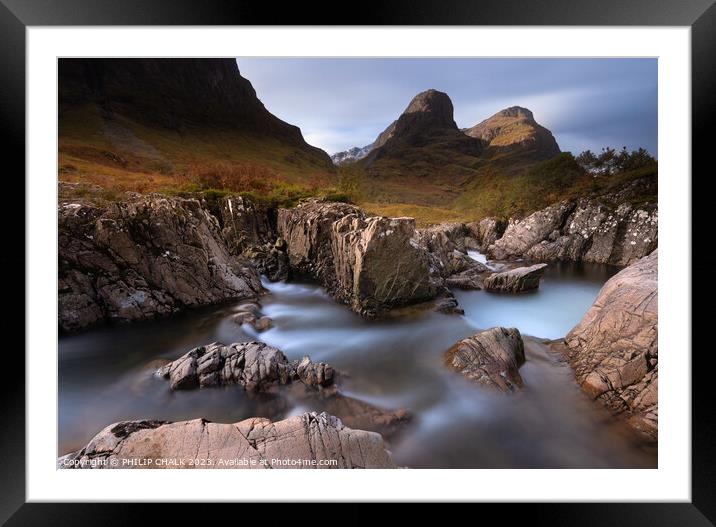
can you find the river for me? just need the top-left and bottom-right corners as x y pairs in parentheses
(58, 254), (657, 468)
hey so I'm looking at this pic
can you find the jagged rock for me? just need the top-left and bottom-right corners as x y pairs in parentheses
(58, 412), (398, 469)
(58, 194), (263, 332)
(465, 217), (507, 250)
(277, 199), (363, 284)
(527, 201), (658, 266)
(563, 251), (658, 441)
(488, 197), (657, 266)
(277, 199), (439, 317)
(157, 342), (334, 392)
(244, 240), (290, 282)
(218, 196), (289, 281)
(445, 327), (525, 392)
(488, 201), (576, 260)
(218, 195), (275, 255)
(416, 222), (489, 292)
(417, 223), (472, 276)
(331, 214), (438, 316)
(483, 263), (548, 293)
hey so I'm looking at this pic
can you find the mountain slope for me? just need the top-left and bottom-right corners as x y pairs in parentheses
(464, 106), (560, 162)
(58, 58), (334, 196)
(348, 90), (484, 207)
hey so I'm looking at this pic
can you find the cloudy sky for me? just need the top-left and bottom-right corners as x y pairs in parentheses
(237, 58), (657, 157)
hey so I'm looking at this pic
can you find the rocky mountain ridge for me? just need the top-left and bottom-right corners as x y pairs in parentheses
(332, 96), (558, 167)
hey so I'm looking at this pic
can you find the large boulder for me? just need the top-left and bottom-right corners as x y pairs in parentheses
(444, 327), (525, 392)
(157, 342), (335, 391)
(482, 263), (548, 293)
(58, 412), (398, 469)
(331, 214), (438, 316)
(488, 197), (657, 266)
(58, 194), (263, 332)
(277, 199), (440, 317)
(563, 251), (658, 441)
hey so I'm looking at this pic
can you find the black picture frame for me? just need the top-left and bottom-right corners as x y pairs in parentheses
(1, 0), (712, 521)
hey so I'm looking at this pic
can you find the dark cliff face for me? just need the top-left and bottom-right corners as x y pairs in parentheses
(392, 89), (458, 137)
(58, 58), (332, 166)
(364, 89), (483, 166)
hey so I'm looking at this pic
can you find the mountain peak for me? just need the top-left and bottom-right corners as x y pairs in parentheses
(404, 89), (454, 118)
(377, 89), (458, 144)
(465, 106), (559, 160)
(495, 106), (534, 120)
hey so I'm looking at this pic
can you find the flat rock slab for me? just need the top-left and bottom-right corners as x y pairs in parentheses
(445, 327), (526, 392)
(483, 263), (548, 292)
(157, 342), (334, 392)
(58, 412), (398, 469)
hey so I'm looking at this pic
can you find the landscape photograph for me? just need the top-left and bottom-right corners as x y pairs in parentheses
(57, 57), (658, 470)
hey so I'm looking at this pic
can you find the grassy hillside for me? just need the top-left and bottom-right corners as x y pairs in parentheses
(59, 104), (337, 206)
(338, 153), (657, 224)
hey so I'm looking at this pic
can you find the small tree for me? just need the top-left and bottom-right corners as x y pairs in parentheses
(576, 146), (655, 175)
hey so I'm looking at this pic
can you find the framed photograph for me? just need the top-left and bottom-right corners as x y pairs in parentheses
(2, 0), (712, 520)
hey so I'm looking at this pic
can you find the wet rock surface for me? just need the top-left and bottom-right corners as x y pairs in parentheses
(58, 412), (398, 469)
(58, 192), (263, 332)
(277, 199), (439, 316)
(445, 327), (526, 392)
(483, 263), (548, 293)
(156, 341), (412, 440)
(562, 251), (658, 441)
(157, 342), (335, 391)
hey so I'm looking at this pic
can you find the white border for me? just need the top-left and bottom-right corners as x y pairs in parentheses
(27, 27), (691, 502)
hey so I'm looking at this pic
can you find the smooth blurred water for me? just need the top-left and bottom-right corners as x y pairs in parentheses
(58, 257), (656, 468)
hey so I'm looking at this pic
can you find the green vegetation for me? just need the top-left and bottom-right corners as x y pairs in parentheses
(575, 146), (655, 175)
(453, 152), (657, 220)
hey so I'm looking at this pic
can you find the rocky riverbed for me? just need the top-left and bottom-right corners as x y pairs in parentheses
(58, 185), (658, 468)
